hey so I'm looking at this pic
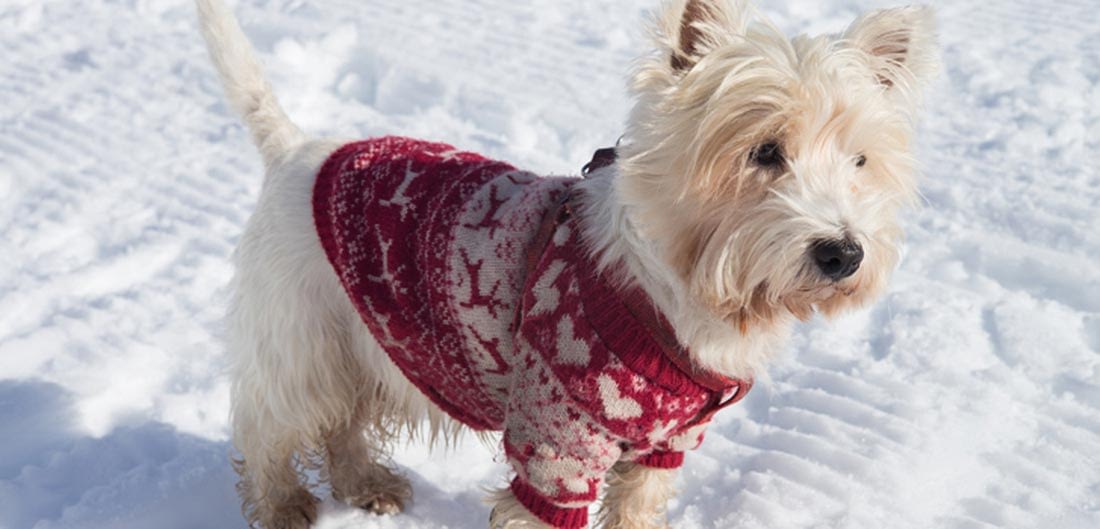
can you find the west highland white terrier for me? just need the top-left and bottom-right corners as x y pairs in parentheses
(196, 0), (938, 527)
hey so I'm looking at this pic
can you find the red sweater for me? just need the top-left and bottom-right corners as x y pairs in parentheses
(313, 137), (751, 528)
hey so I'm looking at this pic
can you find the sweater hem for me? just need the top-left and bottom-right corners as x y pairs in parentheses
(510, 478), (589, 529)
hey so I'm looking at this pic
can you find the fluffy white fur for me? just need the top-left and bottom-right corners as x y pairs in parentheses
(195, 0), (937, 527)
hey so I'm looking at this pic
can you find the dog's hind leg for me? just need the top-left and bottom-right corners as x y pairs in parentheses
(323, 399), (412, 515)
(228, 295), (325, 529)
(227, 162), (369, 527)
(322, 323), (434, 515)
(232, 404), (319, 529)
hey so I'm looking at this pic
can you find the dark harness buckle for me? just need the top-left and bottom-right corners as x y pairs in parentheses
(582, 146), (618, 176)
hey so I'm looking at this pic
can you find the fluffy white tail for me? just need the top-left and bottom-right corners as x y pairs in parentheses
(195, 0), (303, 168)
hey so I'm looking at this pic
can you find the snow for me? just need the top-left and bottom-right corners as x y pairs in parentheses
(1, 0), (1097, 528)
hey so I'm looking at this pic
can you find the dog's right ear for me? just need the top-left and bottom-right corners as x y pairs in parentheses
(843, 7), (939, 108)
(662, 0), (749, 72)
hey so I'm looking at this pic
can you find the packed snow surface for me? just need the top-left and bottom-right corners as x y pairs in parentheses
(2, 0), (1098, 528)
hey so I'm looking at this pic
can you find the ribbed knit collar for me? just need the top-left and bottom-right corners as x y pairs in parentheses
(579, 262), (741, 394)
(534, 188), (750, 397)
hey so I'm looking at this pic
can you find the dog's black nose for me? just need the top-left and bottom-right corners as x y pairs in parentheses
(811, 238), (863, 281)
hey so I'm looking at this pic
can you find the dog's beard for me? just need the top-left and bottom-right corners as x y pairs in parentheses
(699, 275), (833, 334)
(683, 217), (898, 334)
(702, 268), (863, 333)
(780, 276), (865, 322)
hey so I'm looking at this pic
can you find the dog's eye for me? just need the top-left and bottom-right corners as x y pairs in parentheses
(751, 143), (784, 167)
(855, 154), (867, 168)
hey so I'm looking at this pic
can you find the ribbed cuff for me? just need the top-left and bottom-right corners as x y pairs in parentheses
(509, 478), (589, 529)
(635, 450), (684, 469)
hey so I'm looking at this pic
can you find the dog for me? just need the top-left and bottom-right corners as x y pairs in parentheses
(195, 0), (938, 527)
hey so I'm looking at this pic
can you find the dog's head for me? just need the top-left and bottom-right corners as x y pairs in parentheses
(618, 0), (939, 333)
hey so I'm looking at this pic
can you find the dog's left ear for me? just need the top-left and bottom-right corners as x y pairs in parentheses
(844, 6), (939, 105)
(665, 0), (750, 72)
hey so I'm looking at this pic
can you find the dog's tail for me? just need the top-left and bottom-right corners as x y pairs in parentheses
(195, 0), (304, 169)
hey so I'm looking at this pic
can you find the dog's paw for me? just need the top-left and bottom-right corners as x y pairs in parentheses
(332, 472), (411, 516)
(265, 489), (319, 529)
(336, 489), (407, 515)
(365, 494), (404, 515)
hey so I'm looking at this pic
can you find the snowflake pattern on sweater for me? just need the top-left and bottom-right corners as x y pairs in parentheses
(313, 137), (751, 528)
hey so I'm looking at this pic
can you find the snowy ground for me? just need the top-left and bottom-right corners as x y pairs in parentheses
(1, 0), (1098, 528)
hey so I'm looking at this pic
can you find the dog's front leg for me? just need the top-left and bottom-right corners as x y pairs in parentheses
(597, 462), (678, 529)
(488, 488), (555, 529)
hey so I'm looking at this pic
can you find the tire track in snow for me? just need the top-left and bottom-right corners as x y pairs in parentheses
(0, 0), (246, 438)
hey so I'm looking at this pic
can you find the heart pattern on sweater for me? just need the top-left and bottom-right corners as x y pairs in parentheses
(597, 374), (642, 420)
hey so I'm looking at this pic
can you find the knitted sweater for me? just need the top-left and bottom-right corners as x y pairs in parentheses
(313, 137), (751, 528)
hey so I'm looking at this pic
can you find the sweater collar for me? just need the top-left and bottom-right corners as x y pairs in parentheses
(577, 247), (746, 395)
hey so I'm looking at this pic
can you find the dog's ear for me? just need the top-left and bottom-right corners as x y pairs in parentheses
(844, 7), (939, 102)
(664, 0), (749, 72)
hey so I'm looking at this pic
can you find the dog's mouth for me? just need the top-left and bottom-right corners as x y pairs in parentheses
(800, 281), (858, 298)
(777, 277), (859, 321)
(711, 262), (865, 332)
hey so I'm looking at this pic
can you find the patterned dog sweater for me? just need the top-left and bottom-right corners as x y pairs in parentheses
(313, 136), (752, 528)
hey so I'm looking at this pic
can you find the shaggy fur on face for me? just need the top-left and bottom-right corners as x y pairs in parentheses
(196, 0), (937, 528)
(606, 0), (938, 378)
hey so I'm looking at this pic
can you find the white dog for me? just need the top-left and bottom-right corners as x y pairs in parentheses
(195, 0), (937, 528)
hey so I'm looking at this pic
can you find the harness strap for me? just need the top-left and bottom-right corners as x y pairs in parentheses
(516, 142), (619, 320)
(512, 188), (573, 334)
(582, 146), (618, 176)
